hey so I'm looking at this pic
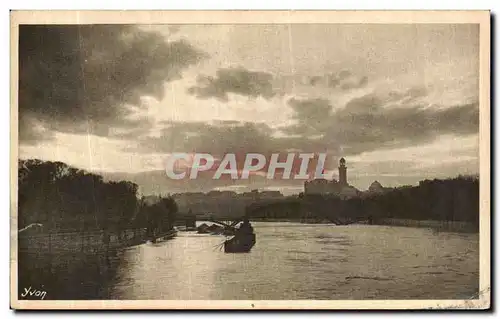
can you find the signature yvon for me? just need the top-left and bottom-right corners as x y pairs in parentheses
(21, 286), (47, 300)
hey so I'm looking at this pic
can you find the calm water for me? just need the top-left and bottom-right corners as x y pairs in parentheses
(109, 222), (479, 300)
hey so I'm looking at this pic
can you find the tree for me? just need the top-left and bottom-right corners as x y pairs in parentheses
(159, 196), (178, 231)
(139, 195), (178, 238)
(18, 159), (139, 232)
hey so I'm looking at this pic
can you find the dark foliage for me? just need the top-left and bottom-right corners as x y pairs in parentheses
(135, 196), (178, 238)
(18, 159), (146, 231)
(248, 175), (479, 225)
(358, 175), (480, 223)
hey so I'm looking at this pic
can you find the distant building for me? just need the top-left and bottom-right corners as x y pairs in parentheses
(259, 190), (283, 199)
(361, 180), (393, 197)
(304, 158), (360, 199)
(169, 189), (284, 217)
(368, 181), (384, 193)
(304, 158), (395, 199)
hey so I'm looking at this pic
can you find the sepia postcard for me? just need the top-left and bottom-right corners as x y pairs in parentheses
(10, 10), (490, 310)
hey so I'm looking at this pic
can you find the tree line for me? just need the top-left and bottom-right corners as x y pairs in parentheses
(18, 159), (177, 236)
(248, 175), (479, 225)
(357, 175), (480, 223)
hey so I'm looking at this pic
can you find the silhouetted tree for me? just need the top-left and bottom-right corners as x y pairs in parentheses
(137, 195), (178, 239)
(18, 159), (139, 232)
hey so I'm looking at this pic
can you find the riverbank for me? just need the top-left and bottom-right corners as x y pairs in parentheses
(250, 218), (332, 223)
(249, 218), (478, 232)
(18, 249), (121, 299)
(367, 218), (479, 233)
(16, 228), (177, 300)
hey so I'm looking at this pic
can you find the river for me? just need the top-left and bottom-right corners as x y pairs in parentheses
(108, 222), (479, 300)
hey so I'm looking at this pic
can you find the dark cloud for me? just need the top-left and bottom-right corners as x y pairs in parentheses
(288, 98), (333, 121)
(283, 98), (333, 136)
(18, 25), (207, 144)
(126, 83), (478, 166)
(284, 90), (479, 155)
(116, 86), (478, 190)
(307, 70), (368, 90)
(136, 121), (276, 154)
(336, 93), (479, 138)
(18, 115), (55, 145)
(107, 114), (156, 139)
(124, 119), (338, 178)
(187, 67), (275, 101)
(131, 120), (332, 156)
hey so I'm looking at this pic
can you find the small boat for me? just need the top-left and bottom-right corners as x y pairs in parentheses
(197, 223), (211, 234)
(176, 226), (197, 232)
(150, 229), (177, 243)
(207, 216), (256, 253)
(224, 233), (256, 253)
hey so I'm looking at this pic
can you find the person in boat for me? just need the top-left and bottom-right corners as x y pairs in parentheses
(224, 216), (256, 253)
(237, 217), (254, 235)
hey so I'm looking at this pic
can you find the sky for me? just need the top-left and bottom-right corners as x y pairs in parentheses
(18, 24), (480, 195)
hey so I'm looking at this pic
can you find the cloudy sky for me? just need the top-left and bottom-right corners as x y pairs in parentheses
(18, 24), (480, 195)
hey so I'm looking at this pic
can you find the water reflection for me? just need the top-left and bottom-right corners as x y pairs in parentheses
(109, 222), (479, 300)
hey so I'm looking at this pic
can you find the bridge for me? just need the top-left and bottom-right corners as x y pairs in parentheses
(233, 195), (376, 225)
(175, 194), (380, 226)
